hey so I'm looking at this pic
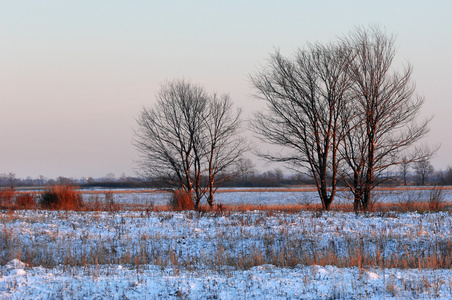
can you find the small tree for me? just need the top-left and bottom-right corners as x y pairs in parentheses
(135, 80), (247, 209)
(438, 166), (452, 185)
(203, 94), (249, 206)
(414, 158), (434, 186)
(399, 157), (411, 186)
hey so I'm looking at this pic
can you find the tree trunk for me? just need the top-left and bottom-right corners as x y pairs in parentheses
(323, 196), (333, 211)
(362, 130), (375, 210)
(207, 176), (214, 207)
(353, 172), (362, 212)
(362, 168), (373, 210)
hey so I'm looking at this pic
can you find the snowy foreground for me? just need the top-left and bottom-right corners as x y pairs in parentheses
(2, 208), (452, 299)
(2, 259), (452, 299)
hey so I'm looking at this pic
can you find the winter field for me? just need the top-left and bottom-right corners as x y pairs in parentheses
(2, 188), (452, 299)
(82, 186), (452, 208)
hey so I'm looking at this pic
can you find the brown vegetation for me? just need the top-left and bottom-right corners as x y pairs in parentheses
(3, 186), (450, 213)
(0, 188), (15, 207)
(40, 185), (83, 210)
(15, 193), (37, 209)
(169, 190), (195, 211)
(1, 208), (452, 273)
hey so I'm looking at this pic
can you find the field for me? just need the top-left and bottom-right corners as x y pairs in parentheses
(1, 188), (452, 299)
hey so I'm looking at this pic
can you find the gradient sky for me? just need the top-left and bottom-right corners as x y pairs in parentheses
(1, 1), (451, 179)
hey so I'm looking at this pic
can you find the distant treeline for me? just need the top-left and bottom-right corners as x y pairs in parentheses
(2, 166), (452, 189)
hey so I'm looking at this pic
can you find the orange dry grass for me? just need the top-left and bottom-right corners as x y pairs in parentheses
(40, 185), (83, 210)
(15, 193), (37, 209)
(9, 185), (450, 212)
(0, 188), (15, 207)
(121, 201), (450, 213)
(169, 190), (194, 210)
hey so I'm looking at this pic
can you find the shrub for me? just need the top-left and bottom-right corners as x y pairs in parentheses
(15, 193), (37, 209)
(104, 191), (120, 212)
(0, 188), (15, 207)
(397, 190), (422, 211)
(40, 185), (83, 210)
(169, 190), (194, 211)
(428, 187), (444, 211)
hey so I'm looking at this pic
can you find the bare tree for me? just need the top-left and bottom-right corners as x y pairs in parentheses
(236, 158), (256, 182)
(203, 94), (249, 206)
(135, 80), (208, 208)
(251, 43), (352, 210)
(342, 26), (431, 209)
(135, 80), (247, 209)
(8, 172), (16, 188)
(414, 158), (434, 186)
(339, 112), (368, 210)
(399, 157), (411, 186)
(438, 166), (452, 185)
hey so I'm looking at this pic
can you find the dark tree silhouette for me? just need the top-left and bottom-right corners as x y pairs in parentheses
(342, 26), (431, 209)
(251, 43), (352, 210)
(135, 80), (247, 209)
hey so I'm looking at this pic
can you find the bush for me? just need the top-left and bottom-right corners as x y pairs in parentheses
(169, 190), (194, 211)
(0, 188), (15, 207)
(397, 190), (422, 211)
(15, 193), (37, 209)
(428, 187), (444, 211)
(40, 185), (83, 210)
(104, 191), (120, 212)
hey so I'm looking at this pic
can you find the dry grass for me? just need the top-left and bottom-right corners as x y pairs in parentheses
(15, 193), (37, 209)
(0, 188), (15, 208)
(40, 185), (83, 210)
(2, 188), (452, 298)
(5, 186), (451, 214)
(21, 201), (445, 214)
(9, 185), (450, 211)
(169, 190), (194, 210)
(141, 201), (450, 214)
(2, 209), (452, 272)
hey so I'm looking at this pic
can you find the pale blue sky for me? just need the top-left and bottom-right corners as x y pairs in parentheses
(1, 1), (451, 178)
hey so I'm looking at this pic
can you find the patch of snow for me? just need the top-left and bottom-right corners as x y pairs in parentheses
(5, 259), (28, 269)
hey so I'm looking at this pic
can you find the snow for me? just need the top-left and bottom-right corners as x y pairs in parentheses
(2, 261), (452, 299)
(1, 190), (452, 298)
(81, 188), (452, 206)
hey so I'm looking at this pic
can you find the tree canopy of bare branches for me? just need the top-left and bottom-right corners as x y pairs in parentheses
(134, 80), (248, 209)
(252, 26), (433, 210)
(414, 158), (434, 186)
(341, 26), (431, 209)
(251, 43), (352, 210)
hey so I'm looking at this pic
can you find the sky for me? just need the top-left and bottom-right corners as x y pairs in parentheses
(1, 1), (451, 179)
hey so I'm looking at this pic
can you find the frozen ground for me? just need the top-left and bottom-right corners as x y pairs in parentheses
(82, 188), (452, 207)
(2, 260), (452, 299)
(2, 207), (452, 299)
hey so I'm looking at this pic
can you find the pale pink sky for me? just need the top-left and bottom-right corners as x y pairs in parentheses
(1, 1), (451, 178)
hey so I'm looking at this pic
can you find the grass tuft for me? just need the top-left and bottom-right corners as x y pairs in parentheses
(40, 185), (83, 210)
(169, 190), (194, 211)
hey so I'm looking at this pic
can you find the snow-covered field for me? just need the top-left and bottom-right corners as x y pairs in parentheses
(82, 187), (452, 207)
(2, 202), (452, 299)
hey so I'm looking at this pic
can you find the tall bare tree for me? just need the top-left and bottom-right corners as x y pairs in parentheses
(251, 43), (352, 210)
(342, 26), (431, 209)
(203, 94), (249, 206)
(339, 108), (368, 210)
(135, 80), (247, 209)
(135, 80), (207, 206)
